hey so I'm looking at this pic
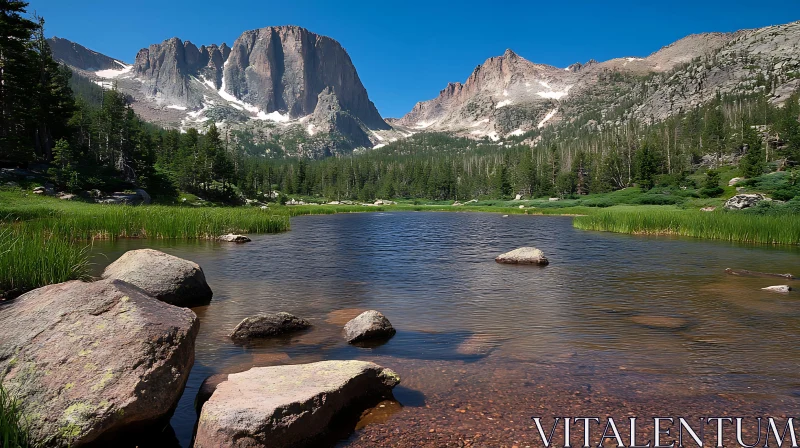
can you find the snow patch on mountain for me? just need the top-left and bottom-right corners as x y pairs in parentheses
(95, 63), (132, 79)
(536, 86), (571, 100)
(538, 108), (558, 128)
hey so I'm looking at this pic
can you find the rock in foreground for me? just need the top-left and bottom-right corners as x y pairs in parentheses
(724, 194), (767, 210)
(495, 247), (549, 265)
(194, 361), (400, 448)
(218, 234), (251, 243)
(762, 285), (792, 293)
(229, 312), (311, 341)
(344, 310), (396, 343)
(102, 249), (213, 307)
(0, 280), (198, 447)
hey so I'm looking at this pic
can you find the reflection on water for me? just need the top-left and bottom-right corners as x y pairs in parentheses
(88, 212), (800, 447)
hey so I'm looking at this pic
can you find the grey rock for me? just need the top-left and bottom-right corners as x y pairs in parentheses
(229, 312), (311, 341)
(47, 37), (122, 71)
(102, 249), (213, 307)
(218, 234), (251, 243)
(495, 247), (550, 265)
(0, 279), (198, 447)
(724, 194), (767, 210)
(343, 310), (396, 343)
(194, 361), (400, 448)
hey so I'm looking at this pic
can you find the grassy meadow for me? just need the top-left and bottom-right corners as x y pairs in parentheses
(574, 206), (800, 245)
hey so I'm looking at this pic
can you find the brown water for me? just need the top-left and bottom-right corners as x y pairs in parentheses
(88, 212), (800, 447)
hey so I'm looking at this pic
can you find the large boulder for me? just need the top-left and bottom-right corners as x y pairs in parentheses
(0, 279), (199, 447)
(229, 312), (311, 341)
(724, 194), (767, 210)
(495, 247), (550, 265)
(102, 249), (213, 307)
(194, 361), (400, 448)
(343, 310), (396, 343)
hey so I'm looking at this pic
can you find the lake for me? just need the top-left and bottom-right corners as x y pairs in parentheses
(88, 212), (800, 447)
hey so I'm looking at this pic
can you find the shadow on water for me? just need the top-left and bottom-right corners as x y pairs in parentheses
(86, 422), (181, 448)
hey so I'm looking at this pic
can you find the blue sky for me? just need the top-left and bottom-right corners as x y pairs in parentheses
(31, 0), (800, 118)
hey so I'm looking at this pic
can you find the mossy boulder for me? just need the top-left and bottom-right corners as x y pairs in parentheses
(0, 279), (199, 447)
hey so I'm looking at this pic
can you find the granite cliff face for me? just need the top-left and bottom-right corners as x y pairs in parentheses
(221, 26), (387, 130)
(49, 26), (394, 157)
(132, 38), (230, 108)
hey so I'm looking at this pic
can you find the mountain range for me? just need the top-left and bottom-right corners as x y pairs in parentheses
(49, 20), (800, 157)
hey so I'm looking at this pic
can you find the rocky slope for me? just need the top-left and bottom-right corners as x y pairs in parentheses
(49, 27), (398, 157)
(48, 37), (124, 72)
(397, 20), (800, 141)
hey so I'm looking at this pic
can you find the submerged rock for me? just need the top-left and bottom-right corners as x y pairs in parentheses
(724, 194), (767, 210)
(194, 361), (400, 448)
(725, 268), (795, 279)
(0, 279), (198, 447)
(344, 310), (396, 343)
(102, 249), (213, 307)
(229, 312), (311, 341)
(195, 373), (229, 414)
(762, 285), (792, 293)
(495, 247), (549, 265)
(218, 234), (251, 243)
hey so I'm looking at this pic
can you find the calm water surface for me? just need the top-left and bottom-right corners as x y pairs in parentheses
(88, 212), (800, 446)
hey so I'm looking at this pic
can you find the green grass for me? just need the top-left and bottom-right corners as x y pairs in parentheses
(0, 384), (36, 448)
(0, 227), (89, 299)
(574, 206), (800, 245)
(0, 189), (289, 297)
(17, 205), (289, 240)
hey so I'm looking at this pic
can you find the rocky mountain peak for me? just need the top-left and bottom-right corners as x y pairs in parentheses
(219, 25), (388, 130)
(50, 26), (395, 156)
